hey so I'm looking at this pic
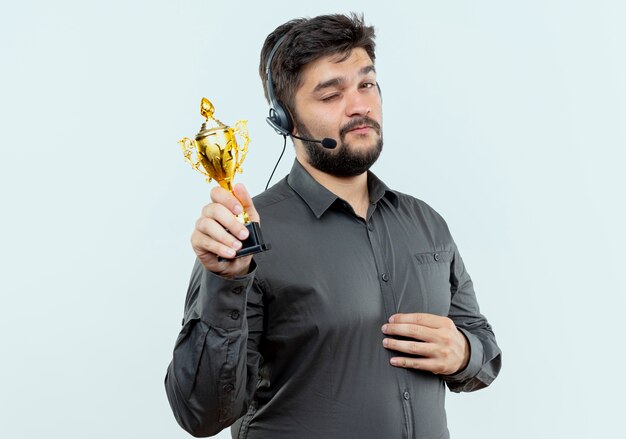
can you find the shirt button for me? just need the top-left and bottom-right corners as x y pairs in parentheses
(434, 253), (441, 261)
(367, 223), (374, 231)
(230, 310), (240, 320)
(382, 273), (390, 282)
(232, 286), (244, 294)
(223, 383), (234, 392)
(403, 391), (411, 400)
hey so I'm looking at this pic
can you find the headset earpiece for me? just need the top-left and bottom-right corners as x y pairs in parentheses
(266, 101), (292, 136)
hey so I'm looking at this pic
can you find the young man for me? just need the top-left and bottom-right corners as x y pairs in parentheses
(165, 13), (501, 439)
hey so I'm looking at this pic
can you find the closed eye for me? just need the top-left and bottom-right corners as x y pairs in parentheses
(321, 94), (340, 102)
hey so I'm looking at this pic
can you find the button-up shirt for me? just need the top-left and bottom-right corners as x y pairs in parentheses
(165, 160), (502, 438)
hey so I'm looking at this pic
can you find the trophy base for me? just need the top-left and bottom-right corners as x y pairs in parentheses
(218, 222), (271, 262)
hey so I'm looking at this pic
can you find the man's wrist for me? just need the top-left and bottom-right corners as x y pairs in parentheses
(455, 329), (471, 373)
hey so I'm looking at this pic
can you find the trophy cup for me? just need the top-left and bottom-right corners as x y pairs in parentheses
(179, 97), (270, 259)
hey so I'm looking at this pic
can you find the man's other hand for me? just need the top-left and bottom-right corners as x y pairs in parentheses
(191, 183), (259, 278)
(381, 313), (470, 375)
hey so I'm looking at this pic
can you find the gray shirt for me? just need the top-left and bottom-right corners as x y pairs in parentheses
(165, 160), (502, 438)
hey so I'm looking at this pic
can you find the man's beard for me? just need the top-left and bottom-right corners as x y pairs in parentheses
(293, 116), (383, 177)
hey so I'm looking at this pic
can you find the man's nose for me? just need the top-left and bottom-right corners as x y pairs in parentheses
(345, 89), (371, 117)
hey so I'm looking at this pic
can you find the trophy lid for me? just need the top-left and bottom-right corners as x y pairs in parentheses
(196, 97), (229, 140)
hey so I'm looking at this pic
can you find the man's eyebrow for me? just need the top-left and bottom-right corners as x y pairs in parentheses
(360, 65), (376, 75)
(313, 78), (343, 93)
(312, 65), (377, 93)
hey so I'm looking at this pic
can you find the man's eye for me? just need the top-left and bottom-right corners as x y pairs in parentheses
(322, 94), (339, 102)
(361, 82), (375, 89)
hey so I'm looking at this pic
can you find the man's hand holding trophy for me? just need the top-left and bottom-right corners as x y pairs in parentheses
(179, 98), (270, 278)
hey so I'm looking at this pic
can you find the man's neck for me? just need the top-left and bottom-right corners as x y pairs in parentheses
(297, 157), (370, 219)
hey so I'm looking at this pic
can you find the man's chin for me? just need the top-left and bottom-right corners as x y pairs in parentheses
(340, 136), (382, 153)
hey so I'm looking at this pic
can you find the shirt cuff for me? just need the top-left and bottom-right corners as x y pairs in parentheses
(195, 261), (257, 330)
(443, 327), (484, 383)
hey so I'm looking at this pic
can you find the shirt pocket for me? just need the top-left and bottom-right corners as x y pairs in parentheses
(412, 251), (453, 316)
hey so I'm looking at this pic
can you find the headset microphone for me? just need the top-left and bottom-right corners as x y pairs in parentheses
(291, 134), (337, 149)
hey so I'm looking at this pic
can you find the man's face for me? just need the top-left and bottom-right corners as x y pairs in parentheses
(292, 48), (383, 177)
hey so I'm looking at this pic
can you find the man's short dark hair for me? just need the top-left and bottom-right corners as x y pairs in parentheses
(259, 13), (376, 118)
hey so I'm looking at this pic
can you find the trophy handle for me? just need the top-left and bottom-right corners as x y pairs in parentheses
(234, 120), (250, 174)
(179, 137), (213, 183)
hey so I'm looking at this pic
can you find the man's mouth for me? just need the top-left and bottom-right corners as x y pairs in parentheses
(340, 117), (380, 137)
(347, 125), (372, 134)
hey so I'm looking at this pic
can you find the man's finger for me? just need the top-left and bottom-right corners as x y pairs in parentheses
(389, 313), (452, 329)
(191, 229), (237, 260)
(201, 203), (249, 241)
(233, 183), (260, 223)
(381, 323), (438, 343)
(382, 337), (436, 358)
(195, 217), (243, 252)
(210, 186), (246, 217)
(388, 356), (447, 374)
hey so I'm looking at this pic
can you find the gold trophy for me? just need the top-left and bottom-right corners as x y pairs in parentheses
(179, 97), (270, 259)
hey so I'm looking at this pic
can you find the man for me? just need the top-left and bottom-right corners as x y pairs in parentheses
(165, 13), (501, 439)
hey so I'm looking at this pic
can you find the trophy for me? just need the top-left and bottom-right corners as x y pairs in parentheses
(179, 97), (270, 259)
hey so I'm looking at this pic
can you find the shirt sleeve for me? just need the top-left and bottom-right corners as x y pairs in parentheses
(443, 244), (502, 392)
(164, 258), (264, 437)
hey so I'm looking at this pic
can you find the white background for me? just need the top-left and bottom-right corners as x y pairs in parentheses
(1, 1), (624, 438)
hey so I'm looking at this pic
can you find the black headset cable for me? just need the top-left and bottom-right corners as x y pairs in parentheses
(265, 135), (287, 191)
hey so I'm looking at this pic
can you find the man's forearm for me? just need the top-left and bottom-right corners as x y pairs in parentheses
(164, 260), (261, 436)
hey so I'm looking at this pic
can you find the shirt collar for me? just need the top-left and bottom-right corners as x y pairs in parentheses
(367, 169), (399, 207)
(287, 160), (398, 219)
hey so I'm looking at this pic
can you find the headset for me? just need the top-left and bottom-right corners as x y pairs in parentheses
(265, 34), (293, 137)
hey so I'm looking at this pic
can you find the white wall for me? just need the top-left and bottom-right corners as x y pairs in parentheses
(1, 1), (624, 438)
